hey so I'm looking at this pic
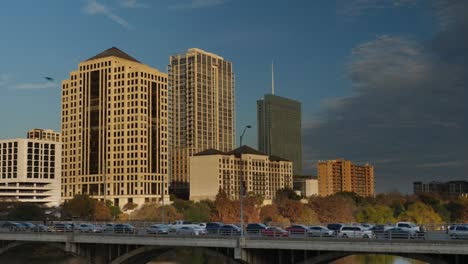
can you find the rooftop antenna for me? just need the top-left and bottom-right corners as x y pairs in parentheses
(271, 60), (275, 95)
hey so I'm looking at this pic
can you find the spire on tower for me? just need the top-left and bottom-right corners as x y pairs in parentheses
(272, 61), (275, 95)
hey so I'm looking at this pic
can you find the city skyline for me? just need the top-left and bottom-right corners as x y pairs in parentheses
(0, 0), (467, 193)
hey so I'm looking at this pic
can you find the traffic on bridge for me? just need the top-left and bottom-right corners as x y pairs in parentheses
(1, 220), (467, 241)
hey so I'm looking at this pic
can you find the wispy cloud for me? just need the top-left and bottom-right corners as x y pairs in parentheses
(0, 74), (10, 87)
(119, 0), (148, 8)
(169, 0), (228, 9)
(416, 160), (465, 168)
(337, 0), (420, 16)
(0, 74), (57, 90)
(83, 0), (133, 29)
(13, 82), (57, 90)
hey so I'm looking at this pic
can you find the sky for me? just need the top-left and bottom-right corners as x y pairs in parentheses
(0, 0), (466, 193)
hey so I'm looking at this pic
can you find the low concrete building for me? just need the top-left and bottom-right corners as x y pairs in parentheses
(293, 176), (318, 197)
(0, 138), (61, 207)
(189, 146), (293, 203)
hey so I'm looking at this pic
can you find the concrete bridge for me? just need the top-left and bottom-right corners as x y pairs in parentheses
(0, 232), (467, 264)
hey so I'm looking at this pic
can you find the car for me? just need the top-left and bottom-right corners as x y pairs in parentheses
(360, 223), (374, 230)
(218, 224), (241, 236)
(285, 224), (310, 235)
(19, 222), (36, 230)
(327, 223), (345, 235)
(449, 225), (468, 240)
(307, 226), (334, 237)
(246, 223), (268, 236)
(75, 223), (101, 233)
(339, 226), (374, 239)
(53, 223), (73, 232)
(114, 224), (135, 234)
(103, 223), (116, 232)
(146, 224), (170, 235)
(384, 227), (419, 239)
(261, 227), (289, 237)
(1, 221), (24, 231)
(176, 226), (207, 236)
(31, 224), (50, 232)
(206, 222), (224, 235)
(369, 224), (393, 238)
(396, 222), (421, 232)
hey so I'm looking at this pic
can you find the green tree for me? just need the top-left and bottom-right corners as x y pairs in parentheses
(8, 203), (44, 221)
(398, 202), (443, 224)
(105, 200), (122, 220)
(355, 204), (396, 224)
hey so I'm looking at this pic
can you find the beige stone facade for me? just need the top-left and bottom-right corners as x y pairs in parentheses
(318, 159), (374, 197)
(189, 146), (293, 203)
(169, 48), (235, 197)
(61, 47), (169, 207)
(28, 128), (61, 142)
(0, 138), (61, 207)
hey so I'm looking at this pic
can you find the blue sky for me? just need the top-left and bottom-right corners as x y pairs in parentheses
(1, 0), (466, 192)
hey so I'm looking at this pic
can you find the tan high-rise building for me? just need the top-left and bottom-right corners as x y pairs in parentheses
(318, 159), (374, 197)
(61, 47), (169, 207)
(169, 48), (235, 197)
(27, 128), (61, 142)
(189, 146), (293, 203)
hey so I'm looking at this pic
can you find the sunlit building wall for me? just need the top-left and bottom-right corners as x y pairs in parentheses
(61, 47), (169, 207)
(169, 48), (235, 197)
(318, 159), (374, 197)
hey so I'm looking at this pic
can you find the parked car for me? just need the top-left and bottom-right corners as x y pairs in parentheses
(53, 223), (73, 232)
(285, 224), (310, 235)
(206, 222), (224, 235)
(32, 224), (50, 232)
(114, 224), (135, 234)
(246, 223), (268, 236)
(146, 224), (170, 235)
(339, 226), (374, 239)
(261, 227), (289, 237)
(327, 223), (345, 235)
(448, 225), (468, 240)
(176, 226), (207, 236)
(307, 226), (334, 237)
(384, 227), (420, 239)
(360, 223), (374, 230)
(218, 224), (241, 236)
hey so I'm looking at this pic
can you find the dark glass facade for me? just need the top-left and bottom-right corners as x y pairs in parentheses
(257, 94), (302, 175)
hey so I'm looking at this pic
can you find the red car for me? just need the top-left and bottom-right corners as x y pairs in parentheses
(285, 224), (309, 235)
(261, 227), (289, 237)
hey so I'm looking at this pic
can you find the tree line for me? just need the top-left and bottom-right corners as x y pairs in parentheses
(1, 189), (467, 224)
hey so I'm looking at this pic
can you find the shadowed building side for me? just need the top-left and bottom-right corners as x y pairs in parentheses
(257, 94), (302, 176)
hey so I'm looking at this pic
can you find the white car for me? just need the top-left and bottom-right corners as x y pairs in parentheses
(396, 222), (421, 232)
(176, 225), (207, 236)
(339, 226), (374, 239)
(75, 223), (101, 233)
(449, 225), (468, 239)
(307, 226), (334, 237)
(146, 224), (170, 234)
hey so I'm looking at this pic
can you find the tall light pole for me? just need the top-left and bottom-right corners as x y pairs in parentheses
(239, 125), (251, 237)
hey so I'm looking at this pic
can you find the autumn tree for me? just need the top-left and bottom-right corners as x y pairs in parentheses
(105, 200), (122, 220)
(94, 201), (111, 221)
(211, 189), (239, 223)
(309, 195), (356, 223)
(130, 203), (182, 222)
(260, 204), (290, 226)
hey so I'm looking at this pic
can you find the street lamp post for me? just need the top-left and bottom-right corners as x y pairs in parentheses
(239, 125), (251, 237)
